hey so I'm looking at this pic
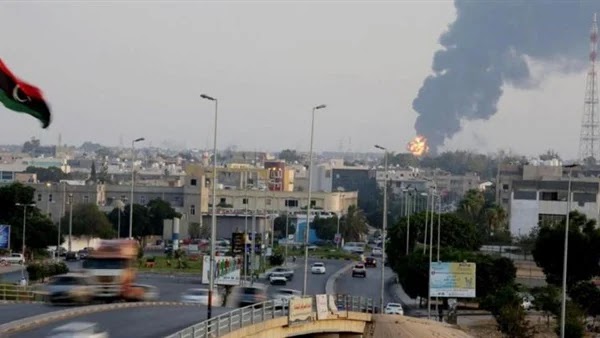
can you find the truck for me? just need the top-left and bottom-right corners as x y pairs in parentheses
(82, 239), (157, 302)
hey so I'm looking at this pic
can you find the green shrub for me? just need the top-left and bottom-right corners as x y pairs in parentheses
(26, 261), (69, 282)
(269, 254), (285, 266)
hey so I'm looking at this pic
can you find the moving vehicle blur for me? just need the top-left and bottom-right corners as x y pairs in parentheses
(180, 288), (222, 306)
(227, 285), (268, 307)
(365, 257), (377, 268)
(46, 321), (109, 338)
(46, 273), (95, 305)
(272, 288), (301, 308)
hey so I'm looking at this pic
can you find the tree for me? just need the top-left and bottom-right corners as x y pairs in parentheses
(532, 211), (600, 287)
(278, 149), (302, 163)
(0, 183), (61, 253)
(341, 205), (368, 242)
(189, 222), (201, 239)
(61, 203), (114, 244)
(481, 285), (535, 338)
(531, 285), (561, 327)
(273, 215), (295, 239)
(24, 166), (68, 183)
(147, 199), (181, 236)
(539, 149), (561, 161)
(557, 301), (586, 338)
(89, 162), (97, 182)
(313, 216), (338, 241)
(107, 204), (150, 239)
(569, 281), (600, 318)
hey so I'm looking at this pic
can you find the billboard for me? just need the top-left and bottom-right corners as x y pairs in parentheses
(289, 297), (313, 324)
(0, 225), (9, 250)
(231, 232), (246, 255)
(202, 256), (243, 285)
(430, 262), (476, 298)
(315, 294), (338, 320)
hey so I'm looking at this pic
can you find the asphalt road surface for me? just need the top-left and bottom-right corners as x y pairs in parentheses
(11, 305), (231, 338)
(335, 262), (398, 307)
(264, 258), (346, 297)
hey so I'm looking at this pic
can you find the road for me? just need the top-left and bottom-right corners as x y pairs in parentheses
(5, 257), (345, 338)
(335, 260), (398, 308)
(11, 305), (232, 338)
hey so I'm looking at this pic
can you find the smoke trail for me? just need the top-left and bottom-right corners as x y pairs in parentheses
(413, 0), (598, 153)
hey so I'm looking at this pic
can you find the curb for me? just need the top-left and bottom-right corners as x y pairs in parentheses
(0, 301), (206, 335)
(325, 262), (355, 294)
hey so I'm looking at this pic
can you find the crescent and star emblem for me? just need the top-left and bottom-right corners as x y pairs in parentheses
(12, 85), (31, 103)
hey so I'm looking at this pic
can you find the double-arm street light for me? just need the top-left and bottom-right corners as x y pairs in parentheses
(560, 164), (578, 338)
(374, 144), (388, 313)
(130, 137), (145, 239)
(303, 104), (327, 296)
(201, 93), (218, 320)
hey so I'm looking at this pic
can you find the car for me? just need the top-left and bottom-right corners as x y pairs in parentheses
(181, 288), (221, 306)
(65, 251), (79, 261)
(46, 273), (96, 305)
(372, 248), (383, 257)
(267, 267), (294, 280)
(365, 257), (377, 268)
(0, 253), (25, 265)
(384, 302), (404, 315)
(228, 285), (268, 307)
(351, 264), (367, 278)
(77, 249), (90, 259)
(311, 262), (326, 274)
(272, 288), (302, 308)
(269, 272), (287, 285)
(46, 321), (109, 338)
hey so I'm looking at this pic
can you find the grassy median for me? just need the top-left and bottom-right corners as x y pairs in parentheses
(137, 256), (203, 273)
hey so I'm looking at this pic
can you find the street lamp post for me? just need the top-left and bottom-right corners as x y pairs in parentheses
(285, 208), (290, 265)
(15, 203), (35, 258)
(68, 194), (73, 252)
(423, 190), (430, 254)
(427, 189), (436, 320)
(375, 145), (388, 313)
(201, 93), (218, 320)
(560, 164), (578, 338)
(56, 182), (66, 260)
(129, 137), (145, 239)
(303, 104), (326, 296)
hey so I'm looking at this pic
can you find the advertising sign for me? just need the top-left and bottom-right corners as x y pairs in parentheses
(231, 232), (245, 254)
(202, 256), (243, 285)
(430, 262), (476, 298)
(315, 294), (328, 320)
(0, 225), (9, 250)
(289, 297), (313, 324)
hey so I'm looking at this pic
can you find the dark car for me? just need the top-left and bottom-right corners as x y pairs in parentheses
(164, 245), (173, 255)
(365, 257), (377, 268)
(65, 251), (79, 261)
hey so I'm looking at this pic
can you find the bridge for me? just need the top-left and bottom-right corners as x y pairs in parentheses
(166, 295), (473, 338)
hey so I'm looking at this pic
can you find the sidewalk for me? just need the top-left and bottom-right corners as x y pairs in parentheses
(0, 265), (23, 276)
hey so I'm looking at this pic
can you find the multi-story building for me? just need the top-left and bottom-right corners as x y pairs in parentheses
(504, 161), (600, 236)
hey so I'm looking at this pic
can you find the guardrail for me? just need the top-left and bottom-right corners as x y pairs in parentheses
(166, 294), (377, 338)
(0, 283), (40, 302)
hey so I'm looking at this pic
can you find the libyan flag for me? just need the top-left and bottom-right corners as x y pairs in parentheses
(0, 59), (51, 128)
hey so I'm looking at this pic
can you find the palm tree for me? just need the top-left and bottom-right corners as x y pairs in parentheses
(341, 205), (368, 242)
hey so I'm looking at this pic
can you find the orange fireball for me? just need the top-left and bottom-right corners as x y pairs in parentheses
(407, 135), (429, 156)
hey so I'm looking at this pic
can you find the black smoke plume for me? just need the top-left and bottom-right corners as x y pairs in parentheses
(413, 0), (599, 153)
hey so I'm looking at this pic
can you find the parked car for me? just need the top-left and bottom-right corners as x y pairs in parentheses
(365, 257), (377, 268)
(65, 251), (79, 261)
(181, 288), (221, 306)
(228, 285), (268, 307)
(384, 302), (404, 315)
(0, 253), (25, 265)
(266, 267), (294, 280)
(351, 264), (367, 278)
(46, 322), (108, 338)
(311, 262), (326, 274)
(269, 272), (287, 285)
(272, 288), (302, 308)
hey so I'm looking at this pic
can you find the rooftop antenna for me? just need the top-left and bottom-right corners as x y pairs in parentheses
(578, 13), (600, 163)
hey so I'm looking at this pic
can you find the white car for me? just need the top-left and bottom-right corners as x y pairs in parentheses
(46, 322), (109, 338)
(181, 288), (222, 306)
(0, 253), (25, 265)
(269, 272), (287, 285)
(384, 302), (404, 315)
(372, 248), (383, 257)
(272, 288), (301, 307)
(311, 262), (326, 274)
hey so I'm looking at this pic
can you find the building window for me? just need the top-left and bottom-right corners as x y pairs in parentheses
(243, 198), (248, 205)
(140, 195), (147, 204)
(266, 198), (272, 206)
(121, 195), (126, 201)
(190, 178), (197, 186)
(48, 194), (53, 202)
(539, 213), (565, 226)
(540, 192), (559, 201)
(83, 195), (89, 203)
(37, 194), (42, 202)
(502, 184), (509, 191)
(310, 200), (316, 207)
(190, 204), (196, 215)
(285, 199), (298, 207)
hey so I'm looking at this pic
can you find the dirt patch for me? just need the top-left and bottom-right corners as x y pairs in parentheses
(365, 314), (474, 338)
(459, 314), (557, 338)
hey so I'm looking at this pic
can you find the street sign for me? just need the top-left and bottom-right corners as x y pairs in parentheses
(334, 233), (341, 244)
(430, 262), (476, 298)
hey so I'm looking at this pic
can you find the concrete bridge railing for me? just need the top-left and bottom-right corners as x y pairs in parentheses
(166, 294), (377, 338)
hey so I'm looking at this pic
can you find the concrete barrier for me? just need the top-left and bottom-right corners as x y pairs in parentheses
(325, 262), (355, 294)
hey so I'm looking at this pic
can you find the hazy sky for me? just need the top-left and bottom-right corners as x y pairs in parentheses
(0, 1), (591, 158)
